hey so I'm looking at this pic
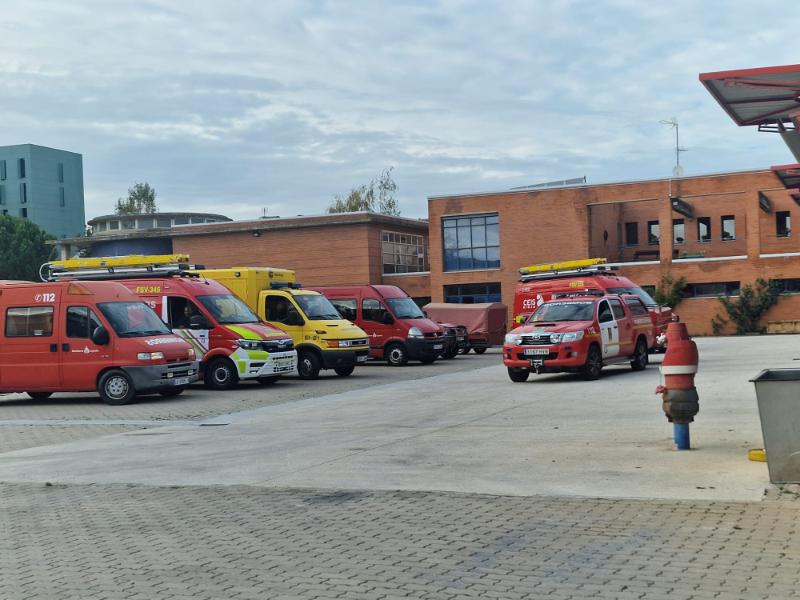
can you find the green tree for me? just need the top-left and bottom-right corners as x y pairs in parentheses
(115, 182), (157, 215)
(0, 215), (56, 281)
(328, 167), (400, 216)
(653, 273), (687, 308)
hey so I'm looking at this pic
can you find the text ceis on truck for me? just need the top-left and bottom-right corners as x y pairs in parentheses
(41, 255), (297, 390)
(0, 280), (200, 404)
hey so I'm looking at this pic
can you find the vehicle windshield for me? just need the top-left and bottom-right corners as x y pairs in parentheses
(98, 302), (172, 337)
(197, 294), (260, 324)
(385, 297), (425, 319)
(528, 301), (594, 323)
(608, 287), (657, 307)
(293, 294), (343, 320)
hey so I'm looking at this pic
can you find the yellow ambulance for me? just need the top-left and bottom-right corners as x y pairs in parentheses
(193, 267), (370, 379)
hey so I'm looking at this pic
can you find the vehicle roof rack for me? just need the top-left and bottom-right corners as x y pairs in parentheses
(41, 254), (193, 282)
(518, 257), (617, 282)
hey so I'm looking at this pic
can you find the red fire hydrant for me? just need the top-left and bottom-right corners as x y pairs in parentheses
(655, 322), (699, 450)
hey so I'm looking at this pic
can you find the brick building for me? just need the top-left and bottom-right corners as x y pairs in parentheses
(428, 168), (800, 335)
(58, 212), (431, 303)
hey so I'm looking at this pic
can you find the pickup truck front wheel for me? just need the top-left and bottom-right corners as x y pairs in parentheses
(507, 367), (530, 383)
(581, 345), (603, 381)
(630, 338), (649, 371)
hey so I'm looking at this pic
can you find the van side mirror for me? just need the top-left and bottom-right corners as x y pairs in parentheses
(286, 308), (304, 326)
(91, 326), (109, 345)
(189, 314), (210, 330)
(382, 312), (394, 325)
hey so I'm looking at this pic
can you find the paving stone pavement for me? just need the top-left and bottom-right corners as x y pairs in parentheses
(2, 482), (800, 600)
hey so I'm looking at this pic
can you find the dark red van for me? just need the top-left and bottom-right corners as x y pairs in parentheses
(311, 285), (446, 366)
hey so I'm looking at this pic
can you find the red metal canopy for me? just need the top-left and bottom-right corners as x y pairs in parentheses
(771, 164), (800, 189)
(700, 65), (800, 128)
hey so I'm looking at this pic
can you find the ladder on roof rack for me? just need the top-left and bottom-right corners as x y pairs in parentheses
(518, 257), (616, 282)
(41, 254), (192, 282)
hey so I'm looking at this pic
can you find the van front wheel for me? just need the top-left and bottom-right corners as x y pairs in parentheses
(298, 351), (321, 379)
(205, 357), (239, 390)
(385, 343), (408, 366)
(98, 369), (136, 405)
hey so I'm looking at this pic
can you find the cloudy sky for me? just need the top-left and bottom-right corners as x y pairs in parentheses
(3, 1), (798, 221)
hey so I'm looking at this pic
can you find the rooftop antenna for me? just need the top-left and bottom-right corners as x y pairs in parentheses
(659, 118), (687, 178)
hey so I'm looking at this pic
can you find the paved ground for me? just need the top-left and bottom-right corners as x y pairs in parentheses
(2, 337), (800, 599)
(3, 483), (800, 600)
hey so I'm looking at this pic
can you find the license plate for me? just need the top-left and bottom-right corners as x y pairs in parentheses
(524, 348), (550, 356)
(173, 377), (189, 386)
(356, 355), (368, 363)
(433, 344), (443, 350)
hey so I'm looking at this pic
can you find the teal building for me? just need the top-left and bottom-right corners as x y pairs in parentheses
(0, 144), (86, 239)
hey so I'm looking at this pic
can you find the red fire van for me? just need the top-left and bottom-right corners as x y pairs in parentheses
(0, 280), (199, 404)
(42, 255), (297, 389)
(311, 285), (447, 366)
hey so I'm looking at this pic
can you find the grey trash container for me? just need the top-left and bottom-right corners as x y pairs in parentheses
(751, 369), (800, 483)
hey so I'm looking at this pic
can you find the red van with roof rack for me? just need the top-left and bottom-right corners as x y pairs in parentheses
(513, 258), (672, 350)
(311, 285), (448, 366)
(0, 280), (200, 404)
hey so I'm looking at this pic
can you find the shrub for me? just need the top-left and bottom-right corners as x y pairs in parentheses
(715, 278), (781, 335)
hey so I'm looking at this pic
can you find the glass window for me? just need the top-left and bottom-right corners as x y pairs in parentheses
(266, 295), (296, 324)
(381, 230), (427, 274)
(647, 221), (659, 245)
(624, 222), (638, 246)
(623, 297), (649, 316)
(59, 188), (65, 207)
(173, 215), (189, 225)
(58, 162), (64, 183)
(606, 287), (658, 307)
(442, 214), (500, 271)
(197, 294), (260, 324)
(608, 298), (625, 319)
(167, 297), (205, 329)
(97, 302), (170, 337)
(121, 219), (135, 230)
(5, 306), (54, 337)
(598, 301), (613, 322)
(673, 219), (685, 244)
(776, 279), (800, 294)
(157, 217), (172, 228)
(697, 217), (711, 242)
(683, 282), (740, 298)
(95, 221), (106, 232)
(721, 216), (735, 240)
(385, 297), (424, 319)
(530, 301), (593, 323)
(66, 306), (103, 338)
(443, 282), (501, 304)
(330, 298), (357, 321)
(362, 298), (391, 323)
(0, 185), (5, 205)
(20, 207), (27, 219)
(17, 158), (25, 179)
(776, 211), (791, 237)
(293, 294), (342, 320)
(0, 160), (5, 180)
(109, 220), (120, 230)
(19, 183), (27, 204)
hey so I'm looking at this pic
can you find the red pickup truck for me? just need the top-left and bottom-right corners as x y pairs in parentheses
(503, 294), (654, 382)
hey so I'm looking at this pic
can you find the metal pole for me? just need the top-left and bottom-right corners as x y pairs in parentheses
(675, 124), (680, 168)
(674, 423), (690, 450)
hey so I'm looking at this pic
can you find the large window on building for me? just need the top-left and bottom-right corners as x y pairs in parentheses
(776, 211), (791, 237)
(0, 160), (6, 180)
(17, 158), (25, 179)
(697, 217), (711, 242)
(442, 214), (499, 271)
(624, 222), (638, 246)
(444, 282), (501, 304)
(382, 231), (427, 274)
(673, 219), (685, 244)
(647, 221), (659, 245)
(721, 215), (735, 241)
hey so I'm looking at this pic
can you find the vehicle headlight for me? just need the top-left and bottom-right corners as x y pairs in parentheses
(237, 339), (261, 350)
(408, 327), (424, 339)
(137, 352), (165, 361)
(549, 333), (563, 343)
(504, 333), (522, 345)
(187, 348), (196, 359)
(561, 331), (585, 342)
(324, 339), (340, 348)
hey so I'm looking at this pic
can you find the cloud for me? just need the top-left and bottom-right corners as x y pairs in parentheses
(1, 0), (797, 221)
